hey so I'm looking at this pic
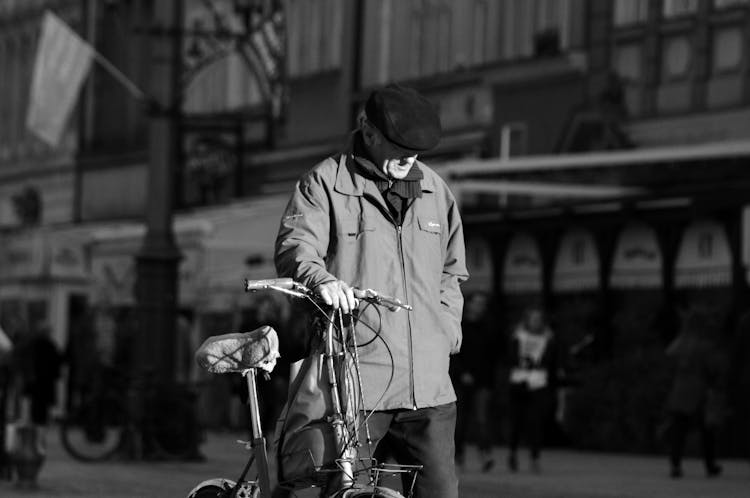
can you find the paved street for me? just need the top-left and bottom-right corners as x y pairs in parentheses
(1, 430), (747, 498)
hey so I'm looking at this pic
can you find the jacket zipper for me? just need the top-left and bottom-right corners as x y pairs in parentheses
(396, 224), (417, 410)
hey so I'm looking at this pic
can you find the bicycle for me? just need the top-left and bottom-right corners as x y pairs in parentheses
(60, 365), (201, 462)
(188, 277), (420, 498)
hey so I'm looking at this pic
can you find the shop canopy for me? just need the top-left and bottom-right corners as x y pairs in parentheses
(447, 139), (750, 213)
(88, 194), (288, 310)
(609, 223), (663, 290)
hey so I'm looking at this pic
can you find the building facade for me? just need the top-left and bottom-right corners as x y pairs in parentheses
(1, 0), (749, 445)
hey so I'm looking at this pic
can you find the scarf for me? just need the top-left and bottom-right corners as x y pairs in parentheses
(352, 133), (423, 224)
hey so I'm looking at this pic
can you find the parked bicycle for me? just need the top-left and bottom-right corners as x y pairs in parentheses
(60, 366), (200, 462)
(188, 277), (419, 498)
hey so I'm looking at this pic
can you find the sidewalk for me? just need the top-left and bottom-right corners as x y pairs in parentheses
(457, 446), (749, 498)
(0, 431), (747, 497)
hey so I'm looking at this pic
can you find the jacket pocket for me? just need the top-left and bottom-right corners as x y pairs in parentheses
(417, 216), (442, 235)
(340, 217), (376, 240)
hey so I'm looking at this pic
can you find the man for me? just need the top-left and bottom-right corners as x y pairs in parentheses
(275, 84), (467, 497)
(451, 292), (497, 472)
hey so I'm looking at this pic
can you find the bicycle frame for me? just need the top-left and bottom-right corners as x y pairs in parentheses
(190, 279), (419, 498)
(219, 310), (354, 498)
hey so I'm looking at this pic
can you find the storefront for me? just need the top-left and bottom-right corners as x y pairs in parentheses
(452, 139), (750, 453)
(550, 228), (602, 353)
(0, 226), (89, 349)
(608, 223), (665, 353)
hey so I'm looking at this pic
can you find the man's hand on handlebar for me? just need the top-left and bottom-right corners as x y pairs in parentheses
(315, 280), (363, 314)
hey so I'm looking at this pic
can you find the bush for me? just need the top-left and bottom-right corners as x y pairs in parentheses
(563, 348), (672, 453)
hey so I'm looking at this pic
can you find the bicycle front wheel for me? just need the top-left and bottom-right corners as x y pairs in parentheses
(60, 396), (124, 462)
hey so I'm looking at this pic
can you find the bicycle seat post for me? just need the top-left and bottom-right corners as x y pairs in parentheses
(244, 368), (271, 498)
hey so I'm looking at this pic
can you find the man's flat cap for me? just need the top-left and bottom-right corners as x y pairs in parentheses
(365, 84), (441, 153)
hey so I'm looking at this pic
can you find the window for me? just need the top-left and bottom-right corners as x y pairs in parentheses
(0, 41), (8, 157)
(711, 27), (743, 73)
(18, 35), (32, 155)
(7, 38), (18, 155)
(614, 44), (643, 82)
(500, 122), (528, 159)
(661, 36), (692, 80)
(412, 0), (453, 77)
(471, 0), (488, 65)
(706, 26), (744, 107)
(714, 0), (749, 8)
(500, 0), (574, 60)
(613, 43), (644, 115)
(614, 0), (650, 26)
(663, 0), (699, 18)
(657, 35), (693, 112)
(408, 2), (423, 78)
(285, 0), (342, 77)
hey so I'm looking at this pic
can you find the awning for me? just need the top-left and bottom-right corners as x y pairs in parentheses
(674, 219), (732, 288)
(0, 226), (88, 283)
(447, 139), (750, 202)
(609, 223), (663, 290)
(552, 228), (600, 293)
(447, 139), (750, 177)
(502, 233), (543, 295)
(88, 194), (289, 309)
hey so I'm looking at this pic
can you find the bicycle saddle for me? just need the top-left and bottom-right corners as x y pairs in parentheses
(195, 325), (280, 374)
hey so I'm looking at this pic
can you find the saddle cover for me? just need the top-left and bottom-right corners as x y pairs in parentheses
(195, 326), (280, 374)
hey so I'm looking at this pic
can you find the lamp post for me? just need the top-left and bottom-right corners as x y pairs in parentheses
(132, 0), (187, 459)
(131, 0), (286, 459)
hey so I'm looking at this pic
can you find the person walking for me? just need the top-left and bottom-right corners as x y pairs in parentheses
(729, 309), (750, 465)
(665, 306), (724, 479)
(0, 324), (13, 479)
(507, 306), (558, 473)
(15, 320), (62, 448)
(451, 291), (497, 472)
(275, 83), (467, 498)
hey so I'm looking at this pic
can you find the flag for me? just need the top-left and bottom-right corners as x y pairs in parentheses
(26, 11), (94, 147)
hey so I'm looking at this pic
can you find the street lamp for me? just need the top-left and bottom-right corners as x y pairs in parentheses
(131, 0), (286, 460)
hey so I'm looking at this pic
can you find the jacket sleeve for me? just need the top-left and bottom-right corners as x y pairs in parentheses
(440, 191), (469, 354)
(274, 168), (338, 290)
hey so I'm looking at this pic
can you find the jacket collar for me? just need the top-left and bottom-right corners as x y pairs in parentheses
(334, 151), (436, 198)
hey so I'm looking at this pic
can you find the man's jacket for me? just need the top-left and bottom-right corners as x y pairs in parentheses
(275, 153), (468, 410)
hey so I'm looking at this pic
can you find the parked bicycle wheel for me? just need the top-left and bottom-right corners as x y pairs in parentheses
(60, 390), (125, 462)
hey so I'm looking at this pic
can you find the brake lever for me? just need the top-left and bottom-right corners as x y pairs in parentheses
(360, 289), (412, 312)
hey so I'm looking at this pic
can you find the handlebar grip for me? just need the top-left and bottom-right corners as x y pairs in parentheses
(244, 277), (295, 291)
(359, 289), (412, 311)
(377, 295), (412, 312)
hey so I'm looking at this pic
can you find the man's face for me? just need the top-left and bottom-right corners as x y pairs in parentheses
(363, 121), (419, 180)
(379, 141), (419, 180)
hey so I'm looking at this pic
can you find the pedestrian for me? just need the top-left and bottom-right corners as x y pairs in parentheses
(729, 309), (750, 464)
(15, 320), (62, 441)
(507, 306), (558, 473)
(0, 323), (13, 479)
(451, 291), (497, 472)
(664, 306), (724, 479)
(275, 83), (467, 497)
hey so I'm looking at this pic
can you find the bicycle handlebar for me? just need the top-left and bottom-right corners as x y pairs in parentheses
(244, 277), (299, 292)
(244, 278), (412, 312)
